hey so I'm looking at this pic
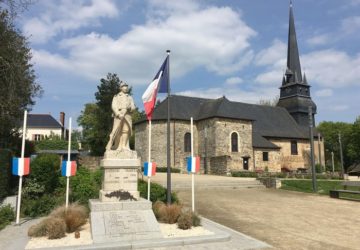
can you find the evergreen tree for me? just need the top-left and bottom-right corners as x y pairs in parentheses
(0, 8), (42, 148)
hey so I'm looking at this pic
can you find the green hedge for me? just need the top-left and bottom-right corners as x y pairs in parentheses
(138, 179), (178, 203)
(0, 205), (15, 230)
(231, 171), (258, 178)
(0, 149), (12, 200)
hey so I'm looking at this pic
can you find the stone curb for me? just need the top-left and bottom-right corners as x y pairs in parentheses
(27, 217), (232, 250)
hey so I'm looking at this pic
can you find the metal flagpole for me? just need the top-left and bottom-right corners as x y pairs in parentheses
(147, 120), (152, 201)
(308, 106), (317, 192)
(190, 117), (195, 212)
(66, 117), (72, 209)
(16, 110), (27, 225)
(166, 50), (171, 205)
(338, 132), (345, 179)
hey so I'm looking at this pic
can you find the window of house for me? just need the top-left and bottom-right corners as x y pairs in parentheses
(184, 133), (191, 152)
(291, 140), (298, 155)
(231, 132), (238, 152)
(263, 152), (269, 161)
(34, 134), (42, 141)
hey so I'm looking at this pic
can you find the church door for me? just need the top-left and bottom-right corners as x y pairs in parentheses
(243, 157), (249, 170)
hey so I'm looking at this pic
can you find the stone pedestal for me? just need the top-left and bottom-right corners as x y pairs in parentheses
(90, 150), (162, 243)
(89, 199), (162, 243)
(99, 158), (140, 201)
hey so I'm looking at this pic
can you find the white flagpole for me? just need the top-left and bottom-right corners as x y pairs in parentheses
(66, 117), (72, 209)
(147, 120), (152, 201)
(191, 117), (195, 212)
(16, 110), (27, 225)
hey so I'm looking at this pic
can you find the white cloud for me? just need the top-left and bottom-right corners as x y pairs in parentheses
(23, 0), (119, 43)
(253, 42), (360, 88)
(315, 88), (333, 97)
(341, 16), (360, 34)
(225, 77), (243, 85)
(331, 105), (349, 111)
(177, 86), (278, 104)
(31, 1), (257, 85)
(306, 34), (330, 46)
(254, 39), (286, 66)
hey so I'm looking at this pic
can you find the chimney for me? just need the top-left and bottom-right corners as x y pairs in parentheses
(60, 112), (65, 139)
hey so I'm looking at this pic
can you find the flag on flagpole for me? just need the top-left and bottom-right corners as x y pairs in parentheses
(142, 55), (169, 120)
(187, 156), (200, 173)
(61, 161), (77, 177)
(144, 162), (157, 177)
(12, 157), (30, 176)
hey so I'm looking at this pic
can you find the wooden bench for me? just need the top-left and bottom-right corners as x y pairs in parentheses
(329, 181), (360, 200)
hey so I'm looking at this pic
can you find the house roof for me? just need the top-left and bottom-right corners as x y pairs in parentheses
(27, 114), (62, 128)
(136, 95), (311, 149)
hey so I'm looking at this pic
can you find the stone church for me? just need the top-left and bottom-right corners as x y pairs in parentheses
(134, 4), (325, 174)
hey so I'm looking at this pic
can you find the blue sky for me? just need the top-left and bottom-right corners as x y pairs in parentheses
(10, 0), (360, 128)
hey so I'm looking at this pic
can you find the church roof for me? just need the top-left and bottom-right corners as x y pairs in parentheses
(137, 95), (309, 147)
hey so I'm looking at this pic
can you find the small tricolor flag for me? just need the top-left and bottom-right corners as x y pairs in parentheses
(187, 156), (200, 173)
(144, 162), (157, 177)
(61, 161), (77, 177)
(12, 157), (30, 176)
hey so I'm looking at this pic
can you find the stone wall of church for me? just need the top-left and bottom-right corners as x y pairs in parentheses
(135, 120), (199, 173)
(270, 139), (310, 171)
(212, 118), (253, 172)
(253, 149), (282, 172)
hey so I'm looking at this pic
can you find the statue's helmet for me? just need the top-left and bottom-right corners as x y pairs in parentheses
(120, 81), (128, 88)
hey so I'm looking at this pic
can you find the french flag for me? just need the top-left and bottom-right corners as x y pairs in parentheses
(142, 55), (169, 120)
(12, 157), (30, 176)
(144, 162), (156, 177)
(61, 161), (77, 177)
(187, 157), (200, 173)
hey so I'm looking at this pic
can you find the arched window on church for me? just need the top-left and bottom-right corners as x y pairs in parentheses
(231, 132), (238, 152)
(184, 132), (191, 152)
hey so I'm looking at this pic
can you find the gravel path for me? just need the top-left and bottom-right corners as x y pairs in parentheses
(176, 185), (360, 249)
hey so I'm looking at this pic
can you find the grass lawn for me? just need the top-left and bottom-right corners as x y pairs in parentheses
(281, 180), (360, 200)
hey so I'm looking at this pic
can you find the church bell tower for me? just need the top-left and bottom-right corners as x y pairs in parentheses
(277, 2), (317, 127)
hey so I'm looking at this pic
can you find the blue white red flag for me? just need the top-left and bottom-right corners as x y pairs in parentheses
(61, 161), (77, 177)
(144, 162), (157, 177)
(142, 55), (169, 120)
(12, 157), (30, 176)
(187, 156), (200, 173)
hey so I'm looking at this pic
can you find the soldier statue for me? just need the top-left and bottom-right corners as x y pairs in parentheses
(105, 81), (135, 151)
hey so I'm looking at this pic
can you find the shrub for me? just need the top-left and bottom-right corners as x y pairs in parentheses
(45, 217), (66, 239)
(177, 211), (192, 230)
(50, 203), (88, 233)
(0, 204), (15, 230)
(191, 212), (201, 227)
(138, 179), (178, 203)
(66, 168), (103, 206)
(28, 220), (47, 237)
(152, 201), (182, 224)
(231, 171), (258, 178)
(28, 154), (61, 194)
(22, 194), (63, 217)
(0, 149), (12, 200)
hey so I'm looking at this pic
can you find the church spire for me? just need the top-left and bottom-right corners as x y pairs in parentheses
(287, 1), (302, 83)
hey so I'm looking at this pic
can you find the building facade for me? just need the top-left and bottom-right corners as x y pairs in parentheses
(134, 3), (325, 174)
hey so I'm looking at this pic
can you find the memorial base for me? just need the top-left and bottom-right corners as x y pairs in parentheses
(89, 199), (162, 243)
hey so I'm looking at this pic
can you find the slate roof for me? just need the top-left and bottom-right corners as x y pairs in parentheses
(136, 95), (311, 149)
(27, 114), (62, 128)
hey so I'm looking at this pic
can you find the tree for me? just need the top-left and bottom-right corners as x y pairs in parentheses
(257, 95), (279, 106)
(347, 116), (360, 164)
(317, 121), (353, 169)
(0, 8), (42, 148)
(78, 73), (145, 156)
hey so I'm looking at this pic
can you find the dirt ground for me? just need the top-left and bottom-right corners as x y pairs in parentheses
(153, 174), (360, 250)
